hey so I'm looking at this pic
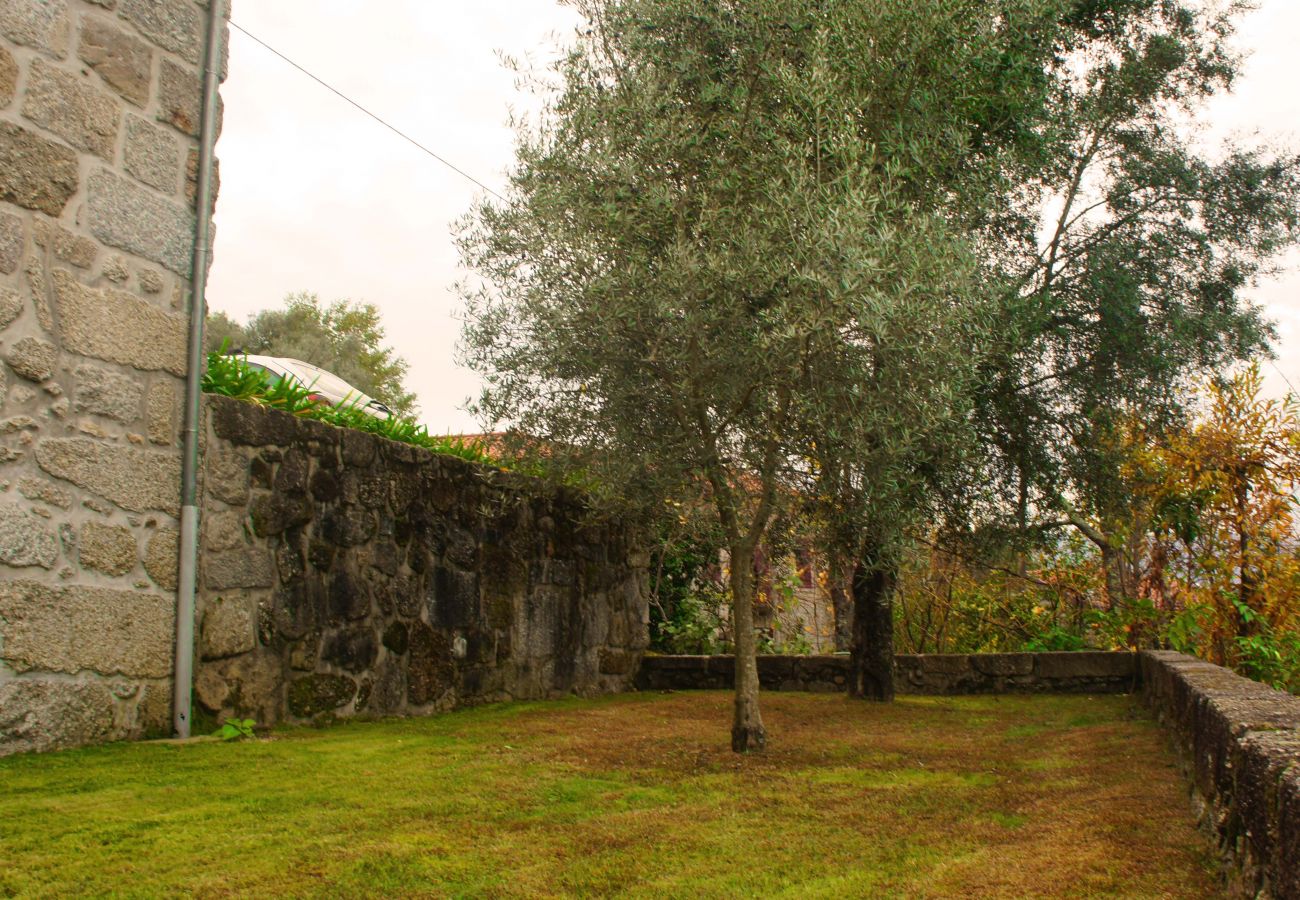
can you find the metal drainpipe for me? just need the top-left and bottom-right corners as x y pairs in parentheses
(173, 0), (226, 739)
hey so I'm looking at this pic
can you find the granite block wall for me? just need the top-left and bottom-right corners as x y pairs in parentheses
(194, 396), (650, 726)
(0, 0), (226, 756)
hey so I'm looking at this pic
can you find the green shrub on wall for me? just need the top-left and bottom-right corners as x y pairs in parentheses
(202, 350), (493, 465)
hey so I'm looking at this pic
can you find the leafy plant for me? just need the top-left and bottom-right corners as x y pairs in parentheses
(202, 348), (495, 466)
(213, 718), (256, 742)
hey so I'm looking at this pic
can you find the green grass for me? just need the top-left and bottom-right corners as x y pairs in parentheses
(0, 693), (1214, 898)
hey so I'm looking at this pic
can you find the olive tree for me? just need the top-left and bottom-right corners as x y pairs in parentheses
(458, 0), (1065, 747)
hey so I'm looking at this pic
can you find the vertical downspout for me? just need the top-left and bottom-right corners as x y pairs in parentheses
(174, 0), (226, 739)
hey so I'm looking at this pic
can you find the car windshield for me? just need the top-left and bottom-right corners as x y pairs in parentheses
(281, 360), (373, 405)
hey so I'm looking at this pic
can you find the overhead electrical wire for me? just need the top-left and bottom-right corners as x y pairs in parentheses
(229, 20), (506, 202)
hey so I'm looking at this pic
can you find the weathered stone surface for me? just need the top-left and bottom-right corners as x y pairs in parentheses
(156, 56), (200, 136)
(249, 492), (313, 538)
(147, 380), (176, 444)
(0, 45), (16, 107)
(201, 594), (257, 660)
(382, 621), (410, 656)
(0, 680), (115, 756)
(204, 547), (273, 590)
(205, 446), (249, 506)
(32, 220), (97, 269)
(204, 510), (246, 553)
(120, 0), (201, 65)
(0, 121), (78, 214)
(74, 363), (144, 421)
(139, 267), (164, 294)
(0, 580), (173, 677)
(22, 58), (121, 159)
(185, 148), (219, 207)
(132, 681), (171, 739)
(287, 673), (355, 718)
(52, 268), (187, 374)
(102, 254), (129, 283)
(408, 621), (454, 706)
(5, 336), (56, 382)
(323, 626), (378, 674)
(0, 501), (59, 568)
(0, 213), (20, 275)
(143, 526), (178, 589)
(124, 115), (180, 194)
(86, 170), (195, 277)
(78, 16), (152, 107)
(0, 0), (68, 58)
(79, 521), (136, 575)
(17, 476), (72, 509)
(0, 287), (20, 329)
(36, 437), (181, 513)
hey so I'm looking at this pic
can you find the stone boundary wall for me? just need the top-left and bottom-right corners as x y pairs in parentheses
(635, 651), (1138, 695)
(1139, 650), (1300, 899)
(0, 0), (226, 756)
(194, 396), (650, 727)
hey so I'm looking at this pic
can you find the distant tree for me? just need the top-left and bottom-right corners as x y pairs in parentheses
(206, 292), (418, 416)
(969, 0), (1300, 608)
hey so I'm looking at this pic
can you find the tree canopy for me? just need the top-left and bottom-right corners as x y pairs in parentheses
(207, 292), (418, 416)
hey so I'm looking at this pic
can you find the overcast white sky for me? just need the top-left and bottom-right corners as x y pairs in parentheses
(208, 2), (1300, 433)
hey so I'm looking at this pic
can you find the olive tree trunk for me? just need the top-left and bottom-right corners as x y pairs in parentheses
(729, 538), (766, 752)
(849, 557), (896, 702)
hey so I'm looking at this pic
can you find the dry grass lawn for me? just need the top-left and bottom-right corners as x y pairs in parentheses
(0, 692), (1215, 898)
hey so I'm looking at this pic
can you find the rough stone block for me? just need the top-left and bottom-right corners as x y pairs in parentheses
(0, 121), (79, 215)
(0, 680), (115, 756)
(78, 16), (152, 107)
(205, 446), (249, 505)
(36, 437), (180, 513)
(203, 509), (245, 553)
(156, 56), (199, 136)
(0, 213), (20, 275)
(147, 379), (176, 445)
(79, 521), (136, 575)
(17, 476), (72, 509)
(201, 593), (257, 660)
(131, 680), (171, 739)
(204, 547), (273, 590)
(407, 621), (454, 706)
(0, 579), (173, 677)
(52, 269), (187, 373)
(22, 58), (121, 159)
(32, 220), (97, 269)
(119, 0), (201, 65)
(74, 363), (144, 421)
(0, 287), (20, 329)
(124, 115), (181, 194)
(1036, 651), (1135, 681)
(970, 653), (1034, 677)
(86, 170), (194, 277)
(0, 0), (68, 58)
(185, 149), (219, 208)
(322, 625), (378, 674)
(143, 525), (178, 590)
(287, 673), (355, 718)
(5, 336), (56, 381)
(0, 45), (16, 108)
(0, 500), (59, 568)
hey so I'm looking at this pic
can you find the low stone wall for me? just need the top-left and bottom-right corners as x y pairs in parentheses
(635, 651), (1138, 694)
(195, 396), (649, 726)
(1140, 650), (1300, 899)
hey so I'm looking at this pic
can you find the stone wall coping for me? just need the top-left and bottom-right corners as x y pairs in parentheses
(1139, 650), (1300, 898)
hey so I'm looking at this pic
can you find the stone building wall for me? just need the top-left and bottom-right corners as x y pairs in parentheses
(0, 0), (224, 755)
(194, 396), (650, 727)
